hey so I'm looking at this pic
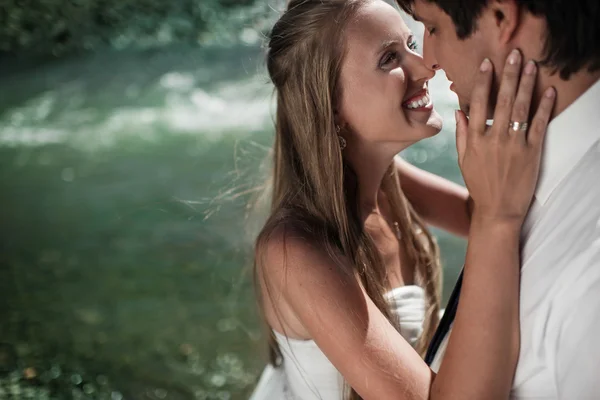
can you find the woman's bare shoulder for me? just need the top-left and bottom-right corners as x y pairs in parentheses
(256, 221), (357, 339)
(258, 221), (352, 289)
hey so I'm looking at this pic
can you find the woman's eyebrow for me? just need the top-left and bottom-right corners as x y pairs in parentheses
(377, 39), (399, 56)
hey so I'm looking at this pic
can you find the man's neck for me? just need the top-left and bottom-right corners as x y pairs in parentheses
(516, 12), (600, 120)
(536, 67), (600, 121)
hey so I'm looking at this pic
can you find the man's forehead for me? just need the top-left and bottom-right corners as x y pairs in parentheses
(410, 0), (442, 23)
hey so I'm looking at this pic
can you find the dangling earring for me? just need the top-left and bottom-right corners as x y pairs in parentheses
(336, 125), (346, 150)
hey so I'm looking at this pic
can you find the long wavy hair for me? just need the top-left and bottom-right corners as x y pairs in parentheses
(253, 1), (442, 399)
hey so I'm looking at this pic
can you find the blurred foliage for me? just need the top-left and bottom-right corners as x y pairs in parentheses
(0, 0), (269, 57)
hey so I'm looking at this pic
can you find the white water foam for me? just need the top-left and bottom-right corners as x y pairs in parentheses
(0, 71), (274, 151)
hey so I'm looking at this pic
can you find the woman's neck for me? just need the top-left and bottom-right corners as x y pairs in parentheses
(343, 141), (408, 220)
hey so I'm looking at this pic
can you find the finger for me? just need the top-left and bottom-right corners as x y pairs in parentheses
(509, 60), (537, 142)
(493, 49), (523, 135)
(528, 87), (556, 147)
(455, 109), (468, 165)
(468, 58), (494, 136)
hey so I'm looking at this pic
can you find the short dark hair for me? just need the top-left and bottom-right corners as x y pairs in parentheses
(396, 0), (600, 80)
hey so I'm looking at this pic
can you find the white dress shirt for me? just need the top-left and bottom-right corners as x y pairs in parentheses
(431, 78), (600, 400)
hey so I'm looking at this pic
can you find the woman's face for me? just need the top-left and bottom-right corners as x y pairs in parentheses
(338, 0), (442, 149)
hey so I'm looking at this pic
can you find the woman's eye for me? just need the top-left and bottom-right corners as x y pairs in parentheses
(407, 36), (418, 51)
(427, 27), (437, 35)
(380, 51), (399, 67)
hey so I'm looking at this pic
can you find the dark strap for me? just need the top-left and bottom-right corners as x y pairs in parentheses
(424, 269), (464, 365)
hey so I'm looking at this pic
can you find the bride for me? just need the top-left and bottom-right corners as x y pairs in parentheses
(250, 0), (554, 399)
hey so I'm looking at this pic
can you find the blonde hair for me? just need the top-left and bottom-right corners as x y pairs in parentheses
(254, 1), (441, 398)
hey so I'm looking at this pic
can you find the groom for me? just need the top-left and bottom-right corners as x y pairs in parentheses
(396, 0), (600, 398)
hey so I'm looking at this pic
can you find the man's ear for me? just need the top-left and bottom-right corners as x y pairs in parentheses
(490, 0), (520, 44)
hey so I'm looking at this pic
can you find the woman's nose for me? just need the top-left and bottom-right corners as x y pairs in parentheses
(422, 34), (440, 72)
(407, 51), (437, 82)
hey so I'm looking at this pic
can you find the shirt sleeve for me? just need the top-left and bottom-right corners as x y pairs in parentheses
(554, 256), (600, 399)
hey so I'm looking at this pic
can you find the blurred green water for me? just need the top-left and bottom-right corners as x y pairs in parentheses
(0, 39), (465, 399)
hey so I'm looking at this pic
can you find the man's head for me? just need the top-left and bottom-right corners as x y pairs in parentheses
(396, 0), (600, 116)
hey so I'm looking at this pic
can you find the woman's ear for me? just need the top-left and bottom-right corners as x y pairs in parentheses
(333, 109), (343, 130)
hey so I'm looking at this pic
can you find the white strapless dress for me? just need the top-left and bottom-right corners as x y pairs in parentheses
(249, 285), (426, 400)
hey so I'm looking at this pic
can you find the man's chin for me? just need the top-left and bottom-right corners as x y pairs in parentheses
(458, 100), (494, 119)
(459, 101), (470, 117)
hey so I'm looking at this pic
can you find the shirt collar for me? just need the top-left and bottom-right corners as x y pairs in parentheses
(534, 78), (600, 205)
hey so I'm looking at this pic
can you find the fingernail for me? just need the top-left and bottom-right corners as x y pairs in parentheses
(508, 49), (521, 65)
(455, 110), (460, 121)
(480, 58), (491, 72)
(525, 60), (536, 75)
(545, 87), (556, 98)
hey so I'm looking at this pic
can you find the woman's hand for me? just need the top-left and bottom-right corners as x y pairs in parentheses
(455, 49), (556, 225)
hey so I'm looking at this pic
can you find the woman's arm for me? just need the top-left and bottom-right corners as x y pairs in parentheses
(395, 157), (472, 238)
(432, 218), (521, 399)
(431, 54), (555, 399)
(259, 218), (528, 400)
(260, 221), (522, 400)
